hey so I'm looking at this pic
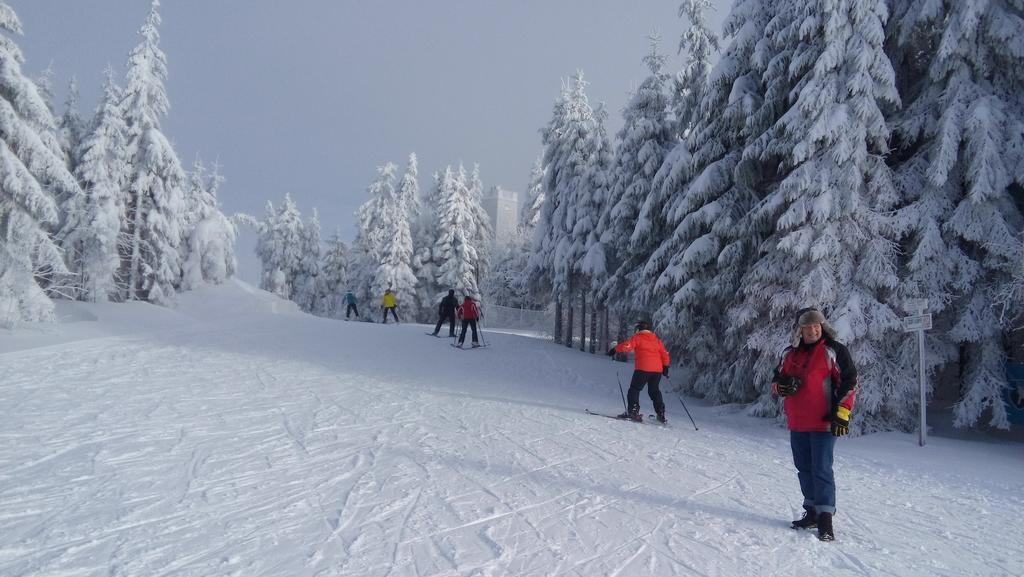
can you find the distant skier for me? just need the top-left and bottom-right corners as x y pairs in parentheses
(606, 321), (670, 423)
(344, 291), (359, 319)
(455, 295), (481, 347)
(381, 289), (400, 323)
(431, 289), (458, 337)
(771, 307), (857, 542)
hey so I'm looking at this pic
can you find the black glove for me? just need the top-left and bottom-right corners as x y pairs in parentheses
(831, 406), (850, 437)
(662, 366), (669, 377)
(775, 375), (800, 397)
(606, 341), (618, 357)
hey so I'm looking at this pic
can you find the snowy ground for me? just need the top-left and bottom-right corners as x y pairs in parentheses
(2, 281), (1022, 577)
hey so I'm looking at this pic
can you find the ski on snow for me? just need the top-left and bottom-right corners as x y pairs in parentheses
(584, 409), (668, 426)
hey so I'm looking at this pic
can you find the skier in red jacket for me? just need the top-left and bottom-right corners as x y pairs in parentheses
(772, 307), (857, 542)
(606, 321), (671, 423)
(455, 296), (482, 348)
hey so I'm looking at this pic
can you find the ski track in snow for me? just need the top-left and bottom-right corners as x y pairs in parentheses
(1, 284), (1022, 577)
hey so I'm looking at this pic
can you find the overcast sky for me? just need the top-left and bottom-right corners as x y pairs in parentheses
(14, 0), (728, 282)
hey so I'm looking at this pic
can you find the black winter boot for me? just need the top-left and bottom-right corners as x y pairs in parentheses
(656, 411), (667, 423)
(816, 512), (834, 541)
(791, 505), (817, 529)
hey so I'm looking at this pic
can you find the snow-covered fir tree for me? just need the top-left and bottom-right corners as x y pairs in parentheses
(529, 73), (605, 340)
(58, 77), (86, 173)
(315, 230), (349, 318)
(463, 163), (494, 284)
(594, 36), (674, 319)
(291, 209), (321, 312)
(430, 166), (480, 298)
(888, 0), (1024, 429)
(734, 0), (904, 432)
(0, 1), (81, 325)
(120, 0), (187, 305)
(58, 67), (129, 302)
(350, 163), (398, 303)
(413, 171), (443, 314)
(672, 0), (720, 138)
(396, 153), (427, 318)
(180, 160), (236, 290)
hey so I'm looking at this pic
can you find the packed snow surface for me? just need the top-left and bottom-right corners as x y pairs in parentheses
(2, 281), (1022, 577)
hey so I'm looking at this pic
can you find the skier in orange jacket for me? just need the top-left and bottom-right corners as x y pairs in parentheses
(606, 321), (671, 422)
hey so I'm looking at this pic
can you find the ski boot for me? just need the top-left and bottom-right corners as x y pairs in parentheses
(616, 409), (643, 422)
(791, 506), (817, 530)
(656, 411), (667, 424)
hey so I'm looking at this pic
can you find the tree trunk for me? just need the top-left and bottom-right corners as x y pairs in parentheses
(566, 297), (575, 348)
(126, 192), (144, 301)
(554, 298), (563, 344)
(603, 307), (610, 352)
(589, 298), (597, 354)
(579, 291), (587, 352)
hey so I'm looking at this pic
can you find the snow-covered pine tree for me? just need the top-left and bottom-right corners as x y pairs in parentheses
(58, 67), (129, 302)
(672, 0), (721, 139)
(351, 163), (397, 304)
(180, 160), (236, 290)
(397, 153), (428, 318)
(0, 1), (81, 325)
(253, 201), (284, 297)
(889, 0), (1024, 429)
(413, 170), (443, 316)
(315, 229), (349, 318)
(433, 165), (480, 297)
(464, 163), (494, 285)
(374, 185), (418, 315)
(738, 0), (904, 431)
(274, 194), (305, 302)
(575, 103), (613, 350)
(120, 0), (187, 305)
(292, 208), (321, 312)
(594, 36), (674, 326)
(529, 73), (603, 342)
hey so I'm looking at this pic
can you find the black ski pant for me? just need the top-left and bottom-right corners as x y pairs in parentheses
(433, 312), (456, 336)
(346, 303), (359, 318)
(458, 319), (479, 344)
(627, 370), (665, 415)
(382, 307), (399, 323)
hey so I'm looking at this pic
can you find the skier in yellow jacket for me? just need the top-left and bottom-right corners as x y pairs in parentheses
(381, 289), (400, 323)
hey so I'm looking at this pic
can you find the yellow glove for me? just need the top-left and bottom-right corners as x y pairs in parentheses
(831, 406), (850, 437)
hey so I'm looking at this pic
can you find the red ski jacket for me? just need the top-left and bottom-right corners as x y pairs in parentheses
(773, 337), (857, 432)
(614, 331), (670, 373)
(457, 300), (479, 320)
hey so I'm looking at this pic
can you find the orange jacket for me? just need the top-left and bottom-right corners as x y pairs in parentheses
(614, 331), (670, 373)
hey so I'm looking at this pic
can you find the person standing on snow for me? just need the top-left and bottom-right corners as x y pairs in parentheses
(771, 307), (857, 542)
(344, 291), (359, 319)
(606, 321), (670, 423)
(381, 288), (400, 323)
(455, 295), (482, 347)
(431, 289), (458, 337)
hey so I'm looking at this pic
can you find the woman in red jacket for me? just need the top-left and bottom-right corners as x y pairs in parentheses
(772, 308), (857, 542)
(606, 321), (671, 423)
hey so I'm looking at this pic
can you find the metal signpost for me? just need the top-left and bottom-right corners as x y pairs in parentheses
(901, 299), (931, 446)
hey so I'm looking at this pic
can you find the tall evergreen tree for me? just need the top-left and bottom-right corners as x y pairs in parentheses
(315, 229), (349, 318)
(434, 166), (480, 297)
(292, 208), (321, 312)
(889, 0), (1024, 429)
(595, 36), (674, 316)
(59, 67), (129, 302)
(120, 0), (187, 304)
(0, 1), (81, 325)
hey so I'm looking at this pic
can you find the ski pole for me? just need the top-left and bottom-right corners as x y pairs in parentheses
(616, 371), (628, 413)
(479, 318), (488, 347)
(665, 376), (698, 431)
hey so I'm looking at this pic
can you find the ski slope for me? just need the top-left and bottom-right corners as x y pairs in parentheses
(2, 281), (1022, 577)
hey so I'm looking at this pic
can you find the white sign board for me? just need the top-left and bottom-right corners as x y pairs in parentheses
(901, 313), (933, 332)
(905, 299), (929, 314)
